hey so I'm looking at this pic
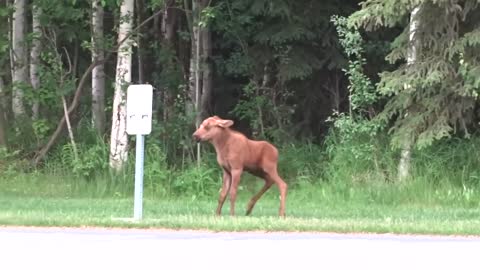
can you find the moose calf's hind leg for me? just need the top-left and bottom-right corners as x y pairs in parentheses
(229, 169), (243, 216)
(267, 170), (287, 217)
(277, 178), (288, 217)
(246, 180), (274, 216)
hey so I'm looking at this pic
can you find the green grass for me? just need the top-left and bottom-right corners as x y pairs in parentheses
(1, 195), (480, 235)
(1, 174), (480, 235)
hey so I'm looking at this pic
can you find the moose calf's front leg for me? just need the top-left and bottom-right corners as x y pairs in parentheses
(229, 169), (243, 216)
(216, 170), (231, 216)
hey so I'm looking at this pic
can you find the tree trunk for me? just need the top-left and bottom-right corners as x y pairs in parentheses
(30, 3), (41, 120)
(398, 6), (421, 182)
(161, 0), (176, 122)
(12, 0), (28, 118)
(185, 0), (199, 121)
(109, 0), (134, 172)
(91, 0), (106, 136)
(199, 2), (212, 121)
(162, 0), (176, 43)
(7, 0), (14, 82)
(183, 0), (202, 165)
(0, 76), (7, 148)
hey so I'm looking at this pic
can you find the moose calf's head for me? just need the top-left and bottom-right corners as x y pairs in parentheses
(192, 116), (234, 142)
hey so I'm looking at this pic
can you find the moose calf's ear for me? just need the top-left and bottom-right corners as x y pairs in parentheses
(217, 119), (234, 128)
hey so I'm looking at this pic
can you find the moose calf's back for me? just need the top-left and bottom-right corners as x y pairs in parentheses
(221, 130), (279, 172)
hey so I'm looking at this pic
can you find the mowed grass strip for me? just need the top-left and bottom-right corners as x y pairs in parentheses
(1, 195), (480, 235)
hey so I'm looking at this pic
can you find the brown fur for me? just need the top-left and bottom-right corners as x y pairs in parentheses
(192, 116), (288, 217)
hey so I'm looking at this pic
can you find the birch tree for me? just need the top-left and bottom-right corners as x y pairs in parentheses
(11, 0), (27, 118)
(91, 0), (106, 135)
(109, 0), (134, 171)
(30, 1), (41, 120)
(397, 6), (421, 182)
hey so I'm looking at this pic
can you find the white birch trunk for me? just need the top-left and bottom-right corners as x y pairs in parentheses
(12, 0), (27, 118)
(109, 0), (134, 172)
(30, 3), (41, 120)
(91, 0), (106, 135)
(398, 6), (421, 182)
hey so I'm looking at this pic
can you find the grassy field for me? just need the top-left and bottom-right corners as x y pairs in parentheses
(1, 173), (480, 235)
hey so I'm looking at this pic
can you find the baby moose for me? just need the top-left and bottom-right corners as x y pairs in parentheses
(192, 116), (287, 217)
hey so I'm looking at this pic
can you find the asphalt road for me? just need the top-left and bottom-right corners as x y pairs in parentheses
(1, 227), (479, 270)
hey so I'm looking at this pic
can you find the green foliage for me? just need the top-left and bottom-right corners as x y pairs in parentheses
(276, 143), (325, 187)
(52, 142), (108, 179)
(0, 148), (25, 176)
(155, 96), (197, 166)
(332, 15), (378, 113)
(26, 50), (75, 104)
(199, 6), (217, 28)
(216, 50), (254, 78)
(142, 143), (172, 197)
(412, 137), (480, 188)
(349, 0), (413, 30)
(231, 81), (293, 142)
(326, 15), (385, 180)
(32, 119), (53, 141)
(172, 165), (219, 199)
(231, 82), (269, 134)
(324, 123), (396, 184)
(36, 0), (89, 41)
(146, 0), (165, 10)
(72, 143), (110, 179)
(0, 4), (12, 67)
(153, 45), (185, 92)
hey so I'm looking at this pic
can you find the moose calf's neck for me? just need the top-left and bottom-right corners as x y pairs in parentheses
(210, 128), (246, 168)
(211, 128), (236, 151)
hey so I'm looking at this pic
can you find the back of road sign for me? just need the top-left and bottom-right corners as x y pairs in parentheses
(126, 84), (153, 135)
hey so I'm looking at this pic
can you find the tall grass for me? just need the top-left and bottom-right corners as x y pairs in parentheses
(1, 127), (480, 211)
